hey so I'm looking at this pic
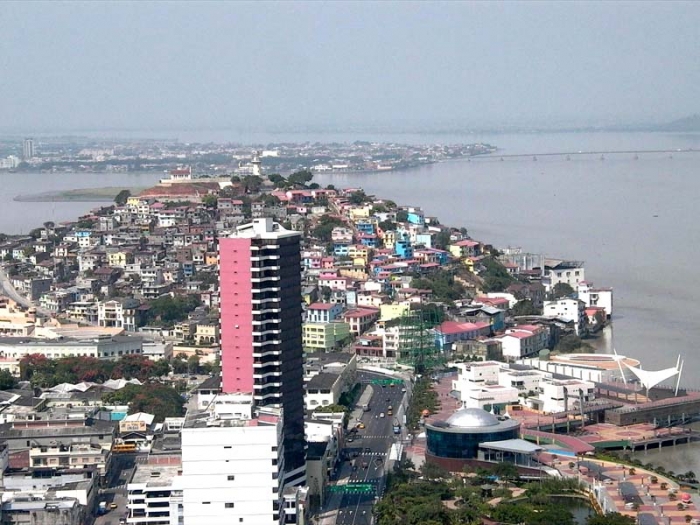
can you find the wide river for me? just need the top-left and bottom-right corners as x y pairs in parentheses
(2, 130), (700, 469)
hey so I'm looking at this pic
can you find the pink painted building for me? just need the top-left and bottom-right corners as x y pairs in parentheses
(218, 218), (306, 479)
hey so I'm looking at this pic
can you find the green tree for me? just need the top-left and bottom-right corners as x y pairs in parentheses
(102, 383), (185, 422)
(311, 215), (346, 242)
(287, 169), (313, 187)
(187, 355), (200, 375)
(586, 513), (636, 525)
(552, 282), (575, 299)
(480, 256), (516, 292)
(201, 194), (218, 208)
(172, 356), (188, 374)
(411, 270), (465, 302)
(556, 333), (591, 353)
(0, 369), (18, 390)
(242, 175), (264, 193)
(114, 189), (131, 205)
(434, 229), (452, 250)
(493, 462), (519, 486)
(230, 175), (241, 183)
(378, 220), (396, 232)
(151, 359), (171, 378)
(348, 190), (368, 204)
(144, 295), (201, 325)
(267, 173), (285, 185)
(419, 462), (449, 481)
(512, 299), (540, 316)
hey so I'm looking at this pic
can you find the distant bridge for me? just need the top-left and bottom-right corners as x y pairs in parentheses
(480, 148), (698, 159)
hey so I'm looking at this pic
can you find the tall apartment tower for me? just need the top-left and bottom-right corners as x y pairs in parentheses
(22, 138), (35, 160)
(219, 218), (306, 486)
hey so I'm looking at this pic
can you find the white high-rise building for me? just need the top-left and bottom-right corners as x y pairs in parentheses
(127, 463), (183, 525)
(181, 393), (287, 525)
(22, 138), (35, 160)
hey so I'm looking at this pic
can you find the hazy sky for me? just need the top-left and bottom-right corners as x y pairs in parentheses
(1, 1), (699, 132)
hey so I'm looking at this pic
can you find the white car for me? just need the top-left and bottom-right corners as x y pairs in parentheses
(379, 412), (385, 418)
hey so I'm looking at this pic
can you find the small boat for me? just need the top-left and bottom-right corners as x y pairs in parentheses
(566, 155), (571, 161)
(533, 156), (538, 161)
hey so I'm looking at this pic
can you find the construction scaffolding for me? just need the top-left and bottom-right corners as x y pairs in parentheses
(395, 307), (444, 373)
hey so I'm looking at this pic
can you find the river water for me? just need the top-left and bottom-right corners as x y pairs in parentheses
(2, 130), (700, 470)
(313, 131), (700, 389)
(0, 171), (162, 235)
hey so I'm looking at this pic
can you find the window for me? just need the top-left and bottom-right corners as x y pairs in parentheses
(224, 446), (232, 449)
(228, 475), (235, 481)
(225, 503), (234, 508)
(203, 502), (211, 505)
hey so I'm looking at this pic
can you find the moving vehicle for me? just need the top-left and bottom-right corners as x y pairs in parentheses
(112, 442), (137, 454)
(379, 412), (385, 418)
(362, 403), (370, 412)
(393, 420), (401, 434)
(109, 503), (118, 510)
(356, 422), (365, 429)
(98, 502), (107, 515)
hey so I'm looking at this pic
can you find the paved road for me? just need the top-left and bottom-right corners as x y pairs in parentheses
(332, 371), (408, 525)
(0, 264), (52, 316)
(94, 453), (137, 525)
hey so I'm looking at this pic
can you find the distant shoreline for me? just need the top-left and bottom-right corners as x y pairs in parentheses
(14, 187), (146, 203)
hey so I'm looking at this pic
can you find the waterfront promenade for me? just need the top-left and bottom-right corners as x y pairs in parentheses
(549, 455), (700, 525)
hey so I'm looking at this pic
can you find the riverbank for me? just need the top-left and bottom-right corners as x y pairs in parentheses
(14, 187), (146, 203)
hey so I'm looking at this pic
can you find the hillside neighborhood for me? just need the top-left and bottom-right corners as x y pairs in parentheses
(0, 162), (631, 525)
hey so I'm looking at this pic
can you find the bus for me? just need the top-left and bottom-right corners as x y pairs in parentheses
(112, 443), (137, 454)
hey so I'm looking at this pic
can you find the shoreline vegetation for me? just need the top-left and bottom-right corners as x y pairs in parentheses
(14, 187), (146, 202)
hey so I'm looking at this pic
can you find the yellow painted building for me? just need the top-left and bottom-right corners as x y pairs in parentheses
(383, 231), (397, 251)
(303, 322), (351, 352)
(349, 205), (372, 219)
(348, 245), (370, 262)
(379, 303), (410, 322)
(107, 251), (134, 268)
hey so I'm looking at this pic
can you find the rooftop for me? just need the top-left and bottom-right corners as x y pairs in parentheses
(130, 464), (182, 487)
(307, 372), (340, 390)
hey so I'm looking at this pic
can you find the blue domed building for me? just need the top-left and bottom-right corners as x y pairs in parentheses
(426, 407), (530, 471)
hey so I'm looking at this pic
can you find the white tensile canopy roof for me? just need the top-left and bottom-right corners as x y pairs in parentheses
(623, 363), (680, 391)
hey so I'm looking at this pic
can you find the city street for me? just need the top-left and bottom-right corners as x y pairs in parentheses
(325, 371), (408, 525)
(0, 264), (52, 316)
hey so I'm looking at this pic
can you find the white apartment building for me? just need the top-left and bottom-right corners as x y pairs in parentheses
(577, 281), (614, 319)
(496, 324), (549, 361)
(461, 384), (519, 411)
(0, 335), (142, 362)
(542, 259), (585, 292)
(127, 464), (183, 525)
(452, 361), (501, 390)
(498, 368), (549, 394)
(536, 378), (595, 413)
(29, 443), (111, 480)
(181, 394), (287, 525)
(543, 298), (587, 335)
(98, 299), (141, 331)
